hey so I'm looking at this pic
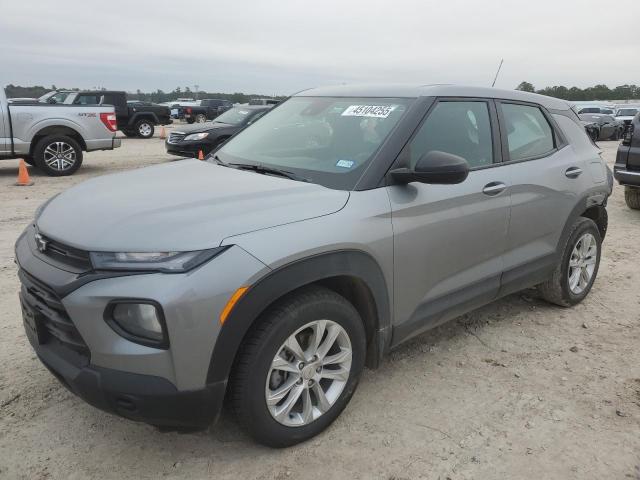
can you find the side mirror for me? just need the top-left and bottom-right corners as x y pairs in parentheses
(390, 151), (470, 185)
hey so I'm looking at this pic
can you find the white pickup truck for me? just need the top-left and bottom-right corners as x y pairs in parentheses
(0, 87), (121, 176)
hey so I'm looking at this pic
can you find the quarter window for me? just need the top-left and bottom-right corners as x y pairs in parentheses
(501, 103), (555, 161)
(408, 101), (493, 169)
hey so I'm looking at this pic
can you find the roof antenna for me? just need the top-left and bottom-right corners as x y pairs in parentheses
(491, 59), (504, 87)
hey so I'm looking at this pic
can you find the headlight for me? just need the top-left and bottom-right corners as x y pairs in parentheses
(90, 247), (229, 273)
(106, 301), (168, 348)
(184, 132), (209, 141)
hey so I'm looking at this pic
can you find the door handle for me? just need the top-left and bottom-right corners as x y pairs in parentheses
(482, 182), (507, 196)
(565, 167), (583, 178)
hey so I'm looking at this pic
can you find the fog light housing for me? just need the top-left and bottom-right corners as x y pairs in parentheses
(105, 301), (168, 349)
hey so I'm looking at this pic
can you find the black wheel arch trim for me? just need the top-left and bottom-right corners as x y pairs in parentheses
(128, 112), (159, 126)
(205, 249), (392, 385)
(557, 188), (609, 258)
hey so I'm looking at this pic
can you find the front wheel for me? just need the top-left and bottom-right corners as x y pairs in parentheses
(135, 119), (155, 138)
(230, 286), (366, 447)
(625, 187), (640, 210)
(538, 217), (601, 307)
(33, 135), (83, 176)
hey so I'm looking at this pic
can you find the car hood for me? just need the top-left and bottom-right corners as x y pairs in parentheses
(174, 122), (233, 134)
(37, 160), (349, 252)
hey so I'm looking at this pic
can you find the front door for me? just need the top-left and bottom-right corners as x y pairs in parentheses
(387, 99), (511, 344)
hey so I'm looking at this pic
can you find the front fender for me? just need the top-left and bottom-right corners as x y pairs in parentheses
(205, 249), (391, 385)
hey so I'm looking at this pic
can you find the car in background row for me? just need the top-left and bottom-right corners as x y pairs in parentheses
(577, 105), (616, 115)
(62, 91), (172, 138)
(0, 87), (120, 176)
(581, 120), (600, 142)
(184, 98), (234, 123)
(166, 105), (271, 157)
(614, 112), (640, 209)
(249, 98), (281, 106)
(578, 113), (624, 141)
(615, 107), (639, 129)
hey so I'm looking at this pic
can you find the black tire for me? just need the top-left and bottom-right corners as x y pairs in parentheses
(186, 118), (196, 124)
(33, 135), (83, 176)
(195, 113), (207, 123)
(625, 187), (640, 210)
(24, 156), (35, 166)
(538, 217), (601, 307)
(122, 129), (138, 138)
(589, 129), (599, 142)
(229, 286), (366, 448)
(134, 119), (155, 138)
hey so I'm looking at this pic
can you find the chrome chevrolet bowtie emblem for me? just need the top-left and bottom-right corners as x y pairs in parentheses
(35, 233), (48, 253)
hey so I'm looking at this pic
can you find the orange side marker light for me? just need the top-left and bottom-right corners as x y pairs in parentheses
(219, 286), (249, 325)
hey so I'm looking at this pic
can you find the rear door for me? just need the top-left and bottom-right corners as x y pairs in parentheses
(388, 98), (511, 343)
(495, 101), (592, 295)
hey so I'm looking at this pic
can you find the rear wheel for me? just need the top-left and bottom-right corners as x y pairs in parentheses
(195, 113), (207, 123)
(122, 129), (138, 138)
(538, 218), (601, 307)
(625, 187), (640, 210)
(230, 286), (366, 447)
(33, 135), (83, 176)
(135, 119), (155, 138)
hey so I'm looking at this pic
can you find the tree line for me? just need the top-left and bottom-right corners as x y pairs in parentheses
(4, 84), (284, 104)
(516, 82), (639, 101)
(5, 82), (639, 103)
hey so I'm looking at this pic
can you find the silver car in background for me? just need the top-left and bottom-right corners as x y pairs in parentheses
(17, 84), (612, 447)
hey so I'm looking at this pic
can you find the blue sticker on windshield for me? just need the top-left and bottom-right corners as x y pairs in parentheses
(336, 159), (355, 168)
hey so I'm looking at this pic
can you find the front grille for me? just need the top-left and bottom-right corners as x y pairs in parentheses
(18, 269), (89, 358)
(39, 233), (92, 271)
(168, 132), (186, 144)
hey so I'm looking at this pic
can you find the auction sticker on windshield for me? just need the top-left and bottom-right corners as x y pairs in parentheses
(342, 105), (397, 118)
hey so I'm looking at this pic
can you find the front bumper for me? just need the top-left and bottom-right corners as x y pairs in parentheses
(15, 225), (270, 428)
(31, 332), (225, 428)
(165, 141), (203, 157)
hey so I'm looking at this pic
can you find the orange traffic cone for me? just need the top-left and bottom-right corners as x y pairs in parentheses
(197, 149), (204, 160)
(159, 126), (166, 139)
(15, 159), (34, 186)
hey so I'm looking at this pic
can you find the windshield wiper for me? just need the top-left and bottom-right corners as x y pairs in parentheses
(228, 162), (310, 182)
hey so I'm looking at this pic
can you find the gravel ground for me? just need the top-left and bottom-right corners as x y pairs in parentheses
(0, 130), (638, 480)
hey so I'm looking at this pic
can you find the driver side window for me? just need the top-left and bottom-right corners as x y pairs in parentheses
(408, 101), (494, 169)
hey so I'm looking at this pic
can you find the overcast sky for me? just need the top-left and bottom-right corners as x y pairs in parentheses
(2, 0), (638, 95)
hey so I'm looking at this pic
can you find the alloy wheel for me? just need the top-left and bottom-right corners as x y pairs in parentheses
(265, 320), (352, 427)
(568, 233), (598, 295)
(43, 141), (77, 171)
(138, 123), (153, 137)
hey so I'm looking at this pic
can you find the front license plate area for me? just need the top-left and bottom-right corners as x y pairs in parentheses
(20, 297), (47, 345)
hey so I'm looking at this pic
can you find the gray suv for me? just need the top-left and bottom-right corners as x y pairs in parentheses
(17, 85), (612, 447)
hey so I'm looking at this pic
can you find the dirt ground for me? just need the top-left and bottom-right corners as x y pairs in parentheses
(0, 129), (638, 480)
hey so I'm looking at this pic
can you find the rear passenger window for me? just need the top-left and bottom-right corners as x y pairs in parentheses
(501, 103), (555, 161)
(408, 101), (493, 168)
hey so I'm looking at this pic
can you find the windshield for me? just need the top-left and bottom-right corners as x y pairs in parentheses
(617, 108), (638, 116)
(216, 96), (411, 189)
(215, 107), (259, 126)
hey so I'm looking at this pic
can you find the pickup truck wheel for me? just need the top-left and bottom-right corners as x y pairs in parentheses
(24, 157), (35, 166)
(230, 286), (366, 447)
(195, 114), (207, 123)
(186, 118), (196, 124)
(135, 120), (155, 138)
(122, 129), (138, 138)
(625, 187), (640, 210)
(538, 218), (601, 307)
(33, 135), (83, 176)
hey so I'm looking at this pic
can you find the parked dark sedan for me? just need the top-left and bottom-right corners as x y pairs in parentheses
(166, 105), (271, 157)
(578, 113), (624, 141)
